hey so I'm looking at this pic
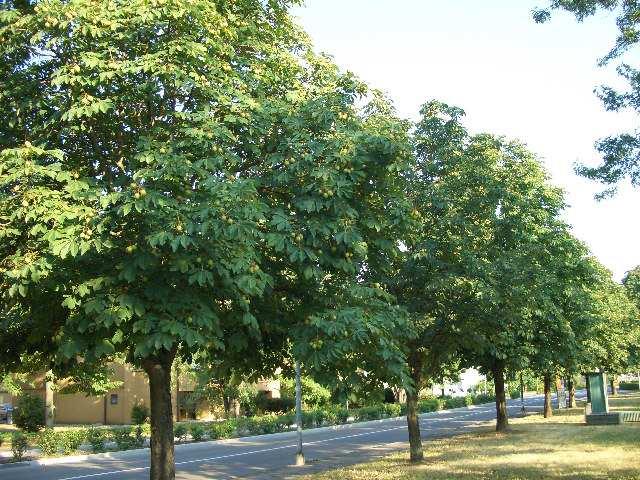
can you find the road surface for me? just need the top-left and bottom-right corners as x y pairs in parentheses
(0, 393), (574, 480)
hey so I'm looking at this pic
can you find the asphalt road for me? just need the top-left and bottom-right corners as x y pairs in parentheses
(0, 393), (574, 480)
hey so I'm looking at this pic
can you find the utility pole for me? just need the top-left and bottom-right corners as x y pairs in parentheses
(295, 360), (305, 466)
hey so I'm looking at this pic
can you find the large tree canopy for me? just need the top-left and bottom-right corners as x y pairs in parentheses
(0, 1), (410, 478)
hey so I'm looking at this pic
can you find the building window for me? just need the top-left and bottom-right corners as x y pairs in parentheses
(110, 394), (118, 405)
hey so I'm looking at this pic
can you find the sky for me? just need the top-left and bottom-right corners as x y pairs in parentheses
(292, 0), (640, 281)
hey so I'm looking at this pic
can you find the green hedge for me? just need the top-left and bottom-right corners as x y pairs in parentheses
(16, 392), (497, 459)
(620, 381), (639, 391)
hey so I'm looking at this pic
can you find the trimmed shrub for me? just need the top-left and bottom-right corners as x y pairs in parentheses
(14, 393), (45, 433)
(443, 396), (468, 409)
(208, 420), (235, 440)
(174, 423), (189, 442)
(334, 407), (349, 424)
(112, 427), (140, 450)
(130, 404), (149, 425)
(382, 403), (402, 417)
(472, 393), (496, 405)
(60, 429), (87, 455)
(620, 381), (639, 391)
(190, 423), (206, 442)
(133, 425), (145, 448)
(417, 398), (442, 413)
(275, 412), (295, 430)
(37, 428), (58, 456)
(11, 432), (29, 461)
(301, 410), (317, 428)
(354, 405), (383, 421)
(87, 427), (105, 453)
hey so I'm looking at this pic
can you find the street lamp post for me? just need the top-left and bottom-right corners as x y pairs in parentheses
(295, 360), (305, 466)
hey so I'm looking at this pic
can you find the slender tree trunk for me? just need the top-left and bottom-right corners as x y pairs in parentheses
(44, 372), (55, 428)
(610, 377), (617, 396)
(492, 364), (508, 432)
(405, 347), (423, 463)
(405, 387), (423, 462)
(142, 349), (177, 480)
(567, 377), (576, 408)
(543, 374), (553, 418)
(585, 374), (591, 403)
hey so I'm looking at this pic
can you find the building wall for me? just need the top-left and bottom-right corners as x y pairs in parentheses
(2, 366), (280, 425)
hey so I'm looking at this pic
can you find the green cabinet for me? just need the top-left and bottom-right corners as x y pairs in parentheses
(588, 372), (609, 414)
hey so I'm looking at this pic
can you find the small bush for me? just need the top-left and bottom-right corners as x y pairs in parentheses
(37, 428), (59, 456)
(333, 407), (349, 423)
(11, 432), (29, 461)
(173, 423), (188, 442)
(417, 398), (442, 413)
(355, 405), (383, 421)
(443, 396), (468, 409)
(14, 393), (46, 433)
(59, 429), (87, 455)
(208, 420), (235, 439)
(237, 416), (279, 435)
(275, 412), (295, 430)
(87, 427), (105, 453)
(130, 404), (149, 425)
(190, 423), (205, 442)
(112, 427), (139, 450)
(301, 410), (317, 428)
(472, 393), (496, 405)
(510, 389), (522, 400)
(133, 425), (145, 448)
(382, 403), (402, 417)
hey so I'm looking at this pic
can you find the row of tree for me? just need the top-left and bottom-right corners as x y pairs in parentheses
(1, 1), (639, 479)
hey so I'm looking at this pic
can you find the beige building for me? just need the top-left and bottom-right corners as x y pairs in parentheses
(3, 365), (279, 425)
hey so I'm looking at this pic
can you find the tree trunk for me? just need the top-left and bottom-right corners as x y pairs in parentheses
(567, 377), (576, 408)
(543, 374), (553, 418)
(492, 364), (508, 432)
(405, 387), (423, 462)
(44, 373), (55, 427)
(585, 374), (591, 403)
(610, 377), (617, 396)
(142, 349), (177, 480)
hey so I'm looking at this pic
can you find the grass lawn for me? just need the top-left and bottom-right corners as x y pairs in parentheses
(301, 393), (640, 480)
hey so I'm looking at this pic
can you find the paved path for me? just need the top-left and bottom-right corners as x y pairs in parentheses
(0, 394), (576, 480)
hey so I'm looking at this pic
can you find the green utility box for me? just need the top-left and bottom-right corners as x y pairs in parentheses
(587, 372), (609, 414)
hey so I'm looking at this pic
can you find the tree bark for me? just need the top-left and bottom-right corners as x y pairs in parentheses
(543, 374), (553, 418)
(567, 377), (576, 408)
(405, 387), (423, 462)
(585, 374), (591, 403)
(405, 347), (423, 463)
(492, 363), (508, 432)
(44, 372), (55, 428)
(142, 349), (177, 480)
(610, 377), (617, 396)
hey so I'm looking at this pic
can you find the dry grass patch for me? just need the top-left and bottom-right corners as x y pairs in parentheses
(300, 393), (640, 480)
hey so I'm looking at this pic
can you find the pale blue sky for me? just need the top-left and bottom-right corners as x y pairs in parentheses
(293, 0), (640, 280)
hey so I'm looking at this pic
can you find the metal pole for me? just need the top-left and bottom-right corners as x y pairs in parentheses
(295, 360), (305, 466)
